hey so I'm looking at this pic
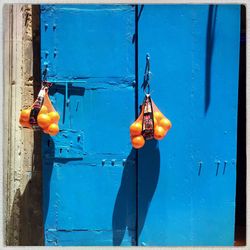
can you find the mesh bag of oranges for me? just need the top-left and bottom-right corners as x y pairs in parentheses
(19, 82), (60, 136)
(130, 94), (172, 149)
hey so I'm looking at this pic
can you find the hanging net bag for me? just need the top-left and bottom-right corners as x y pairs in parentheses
(19, 82), (60, 136)
(130, 55), (172, 149)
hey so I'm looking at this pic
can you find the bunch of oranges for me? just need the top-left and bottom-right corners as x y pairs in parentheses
(130, 121), (144, 149)
(130, 110), (172, 149)
(153, 111), (172, 140)
(19, 105), (60, 136)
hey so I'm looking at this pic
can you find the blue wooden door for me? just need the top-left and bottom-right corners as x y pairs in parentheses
(41, 5), (136, 246)
(41, 4), (240, 246)
(137, 5), (240, 246)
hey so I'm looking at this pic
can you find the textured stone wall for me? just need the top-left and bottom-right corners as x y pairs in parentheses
(5, 5), (43, 246)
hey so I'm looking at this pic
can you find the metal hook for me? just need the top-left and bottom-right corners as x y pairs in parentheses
(42, 65), (48, 82)
(41, 65), (52, 89)
(141, 53), (151, 95)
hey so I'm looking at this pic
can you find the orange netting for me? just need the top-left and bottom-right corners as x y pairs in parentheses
(130, 95), (172, 149)
(19, 85), (60, 136)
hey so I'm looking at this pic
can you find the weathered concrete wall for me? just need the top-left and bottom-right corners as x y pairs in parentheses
(4, 4), (43, 246)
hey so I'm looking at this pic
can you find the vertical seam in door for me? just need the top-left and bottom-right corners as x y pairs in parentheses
(135, 4), (139, 246)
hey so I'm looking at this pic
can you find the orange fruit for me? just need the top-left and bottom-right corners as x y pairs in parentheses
(159, 118), (172, 130)
(154, 111), (163, 122)
(46, 123), (59, 136)
(154, 126), (166, 140)
(153, 117), (158, 127)
(39, 105), (48, 114)
(131, 135), (145, 149)
(37, 114), (51, 129)
(130, 121), (142, 136)
(20, 109), (31, 122)
(19, 119), (31, 128)
(48, 111), (60, 123)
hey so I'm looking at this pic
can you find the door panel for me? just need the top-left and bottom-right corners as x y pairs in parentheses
(41, 4), (134, 79)
(41, 4), (240, 246)
(138, 5), (240, 246)
(41, 5), (136, 246)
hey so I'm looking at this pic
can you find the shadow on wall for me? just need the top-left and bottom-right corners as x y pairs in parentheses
(42, 135), (55, 230)
(8, 133), (57, 246)
(8, 130), (44, 246)
(138, 139), (160, 237)
(112, 139), (160, 246)
(43, 134), (86, 246)
(204, 5), (217, 113)
(112, 148), (137, 245)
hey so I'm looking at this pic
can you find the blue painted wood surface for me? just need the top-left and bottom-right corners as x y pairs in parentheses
(138, 5), (240, 246)
(41, 4), (240, 246)
(41, 4), (136, 246)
